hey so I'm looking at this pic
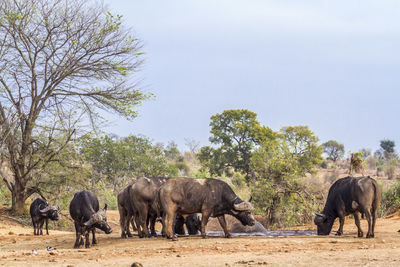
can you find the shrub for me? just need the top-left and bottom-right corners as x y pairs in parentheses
(320, 161), (328, 169)
(379, 182), (400, 217)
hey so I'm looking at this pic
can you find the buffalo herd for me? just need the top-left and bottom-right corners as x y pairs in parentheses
(29, 175), (383, 248)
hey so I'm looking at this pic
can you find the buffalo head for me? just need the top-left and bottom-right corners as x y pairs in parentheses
(83, 204), (112, 234)
(314, 212), (335, 235)
(39, 204), (59, 221)
(232, 201), (255, 226)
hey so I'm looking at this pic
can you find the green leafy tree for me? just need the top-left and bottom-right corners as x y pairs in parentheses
(251, 126), (322, 227)
(79, 134), (175, 190)
(163, 141), (189, 176)
(322, 140), (345, 162)
(0, 0), (149, 214)
(281, 126), (323, 173)
(198, 109), (275, 181)
(380, 139), (396, 160)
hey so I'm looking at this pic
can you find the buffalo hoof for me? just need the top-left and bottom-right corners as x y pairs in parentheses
(73, 244), (80, 249)
(85, 243), (90, 248)
(358, 232), (363, 238)
(366, 233), (374, 238)
(127, 233), (133, 238)
(171, 237), (178, 241)
(92, 239), (97, 245)
(335, 231), (342, 236)
(225, 234), (232, 238)
(121, 234), (127, 239)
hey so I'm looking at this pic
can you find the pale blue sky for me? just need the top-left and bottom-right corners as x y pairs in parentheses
(102, 0), (400, 154)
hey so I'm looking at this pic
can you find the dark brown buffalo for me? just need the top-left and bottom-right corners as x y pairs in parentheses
(159, 177), (255, 241)
(29, 198), (59, 235)
(129, 177), (169, 238)
(314, 176), (381, 238)
(118, 183), (138, 238)
(69, 190), (112, 248)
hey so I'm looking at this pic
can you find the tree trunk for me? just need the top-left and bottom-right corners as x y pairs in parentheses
(11, 181), (27, 216)
(268, 197), (281, 227)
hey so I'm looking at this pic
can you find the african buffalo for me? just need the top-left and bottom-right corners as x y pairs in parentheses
(314, 176), (381, 238)
(29, 198), (59, 235)
(159, 177), (255, 240)
(129, 177), (169, 238)
(69, 190), (112, 248)
(174, 214), (201, 235)
(118, 184), (137, 238)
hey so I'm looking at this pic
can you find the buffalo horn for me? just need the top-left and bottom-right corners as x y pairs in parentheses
(39, 205), (52, 213)
(83, 217), (94, 226)
(234, 201), (254, 211)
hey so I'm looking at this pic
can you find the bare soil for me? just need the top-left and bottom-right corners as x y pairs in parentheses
(1, 210), (400, 267)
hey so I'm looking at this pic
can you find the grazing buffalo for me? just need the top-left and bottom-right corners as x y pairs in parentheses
(314, 176), (381, 238)
(159, 177), (255, 240)
(29, 198), (59, 235)
(174, 214), (201, 235)
(69, 190), (112, 248)
(129, 177), (169, 238)
(118, 184), (137, 238)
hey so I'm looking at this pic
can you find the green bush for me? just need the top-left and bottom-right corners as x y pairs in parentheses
(0, 184), (11, 206)
(320, 161), (328, 169)
(103, 188), (118, 210)
(379, 182), (400, 217)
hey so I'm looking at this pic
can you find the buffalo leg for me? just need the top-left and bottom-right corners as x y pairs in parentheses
(134, 213), (144, 238)
(85, 231), (90, 248)
(164, 211), (177, 241)
(92, 228), (97, 245)
(126, 215), (133, 237)
(200, 211), (211, 239)
(119, 207), (127, 238)
(140, 208), (150, 238)
(130, 215), (137, 231)
(45, 218), (49, 235)
(364, 209), (373, 238)
(336, 216), (344, 236)
(32, 219), (37, 235)
(371, 209), (377, 238)
(217, 215), (232, 238)
(39, 219), (44, 235)
(149, 215), (157, 237)
(73, 222), (81, 248)
(354, 212), (363, 237)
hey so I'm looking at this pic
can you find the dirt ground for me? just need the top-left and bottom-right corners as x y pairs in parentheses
(1, 210), (400, 267)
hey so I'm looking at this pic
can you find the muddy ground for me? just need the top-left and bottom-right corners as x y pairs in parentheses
(1, 210), (400, 266)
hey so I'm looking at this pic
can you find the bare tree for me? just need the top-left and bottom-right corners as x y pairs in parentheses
(184, 138), (200, 155)
(0, 0), (149, 214)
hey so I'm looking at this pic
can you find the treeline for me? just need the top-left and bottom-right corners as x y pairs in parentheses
(1, 109), (400, 229)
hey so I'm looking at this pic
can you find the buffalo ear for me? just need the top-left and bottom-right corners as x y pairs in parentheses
(103, 204), (108, 211)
